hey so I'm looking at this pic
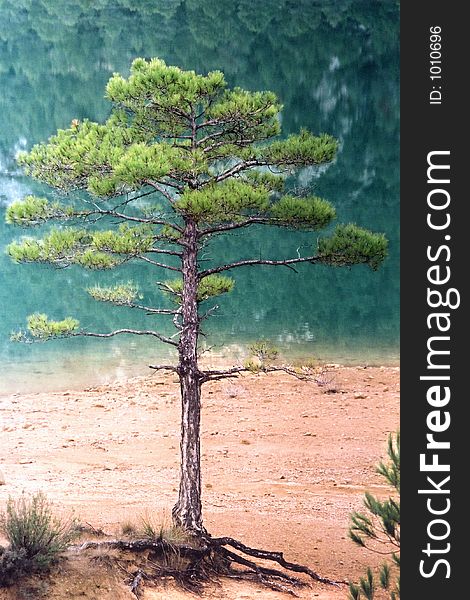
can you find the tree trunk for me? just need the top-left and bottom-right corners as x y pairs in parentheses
(172, 219), (204, 533)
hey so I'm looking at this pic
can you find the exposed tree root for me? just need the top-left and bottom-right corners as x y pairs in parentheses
(204, 534), (344, 586)
(128, 568), (145, 598)
(78, 533), (346, 597)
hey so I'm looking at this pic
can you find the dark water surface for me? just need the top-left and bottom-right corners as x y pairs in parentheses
(0, 1), (399, 393)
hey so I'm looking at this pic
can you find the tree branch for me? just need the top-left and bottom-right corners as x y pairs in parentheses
(199, 255), (320, 278)
(75, 328), (178, 346)
(126, 303), (178, 316)
(148, 247), (183, 257)
(142, 179), (180, 203)
(84, 206), (175, 228)
(144, 178), (184, 195)
(148, 364), (179, 373)
(139, 256), (181, 271)
(199, 217), (272, 237)
(200, 365), (310, 383)
(198, 304), (219, 322)
(214, 160), (263, 183)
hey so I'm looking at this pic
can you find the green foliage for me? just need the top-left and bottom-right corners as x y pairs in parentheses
(349, 512), (375, 547)
(270, 195), (336, 229)
(26, 313), (80, 340)
(348, 432), (400, 600)
(15, 57), (340, 213)
(380, 563), (391, 590)
(75, 249), (119, 269)
(260, 130), (338, 166)
(0, 492), (78, 583)
(107, 57), (227, 123)
(175, 180), (270, 223)
(197, 275), (234, 301)
(92, 224), (154, 255)
(242, 340), (280, 372)
(87, 282), (141, 306)
(160, 224), (182, 241)
(18, 112), (206, 197)
(318, 224), (388, 271)
(205, 87), (281, 140)
(349, 563), (399, 600)
(362, 492), (400, 542)
(242, 170), (285, 192)
(7, 229), (88, 264)
(242, 357), (263, 373)
(164, 274), (234, 303)
(378, 431), (400, 492)
(7, 224), (153, 269)
(0, 0), (399, 368)
(248, 340), (279, 362)
(5, 196), (75, 227)
(349, 568), (375, 600)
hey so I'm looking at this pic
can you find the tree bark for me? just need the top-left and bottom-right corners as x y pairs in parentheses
(172, 219), (204, 533)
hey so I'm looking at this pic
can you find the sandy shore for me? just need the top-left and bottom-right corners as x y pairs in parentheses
(0, 365), (399, 599)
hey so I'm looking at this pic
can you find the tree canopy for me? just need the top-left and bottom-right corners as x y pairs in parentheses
(8, 58), (387, 335)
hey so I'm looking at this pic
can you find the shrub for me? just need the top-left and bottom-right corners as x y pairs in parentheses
(348, 432), (400, 599)
(0, 492), (78, 583)
(139, 512), (190, 545)
(248, 340), (279, 363)
(0, 546), (28, 586)
(121, 520), (138, 536)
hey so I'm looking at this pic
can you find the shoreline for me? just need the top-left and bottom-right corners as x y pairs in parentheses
(0, 351), (400, 396)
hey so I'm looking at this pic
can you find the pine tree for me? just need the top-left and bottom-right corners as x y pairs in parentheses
(7, 58), (387, 587)
(348, 432), (400, 599)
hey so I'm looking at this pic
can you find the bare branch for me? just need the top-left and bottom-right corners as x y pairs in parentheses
(148, 364), (178, 373)
(214, 159), (262, 183)
(148, 247), (182, 257)
(142, 179), (179, 203)
(139, 256), (182, 271)
(144, 178), (184, 195)
(200, 365), (311, 383)
(199, 217), (272, 237)
(158, 133), (193, 140)
(127, 303), (178, 316)
(199, 255), (320, 278)
(172, 311), (183, 331)
(196, 129), (228, 147)
(156, 280), (182, 297)
(74, 328), (178, 347)
(83, 206), (174, 228)
(198, 304), (219, 322)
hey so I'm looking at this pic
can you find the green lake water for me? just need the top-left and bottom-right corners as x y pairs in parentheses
(0, 0), (399, 393)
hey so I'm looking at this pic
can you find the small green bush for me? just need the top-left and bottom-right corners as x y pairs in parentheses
(0, 492), (78, 584)
(348, 432), (400, 599)
(247, 340), (279, 363)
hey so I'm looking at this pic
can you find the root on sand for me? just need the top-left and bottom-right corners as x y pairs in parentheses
(79, 533), (345, 597)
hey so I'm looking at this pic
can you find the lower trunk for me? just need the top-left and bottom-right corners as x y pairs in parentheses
(172, 363), (204, 533)
(173, 219), (204, 534)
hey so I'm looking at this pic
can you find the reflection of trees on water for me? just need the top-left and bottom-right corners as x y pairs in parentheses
(0, 0), (399, 361)
(0, 0), (398, 145)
